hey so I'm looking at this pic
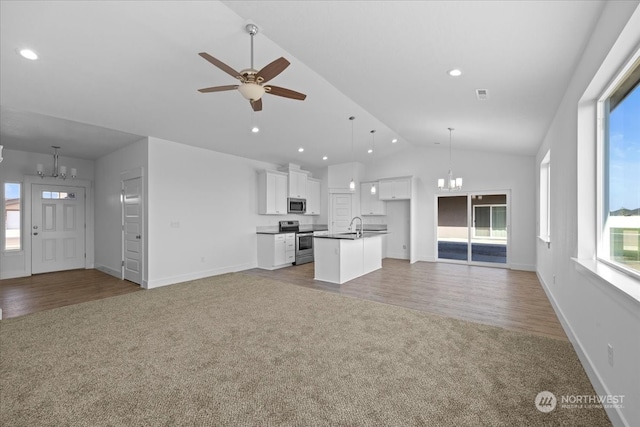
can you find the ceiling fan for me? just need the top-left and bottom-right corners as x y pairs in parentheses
(198, 24), (307, 112)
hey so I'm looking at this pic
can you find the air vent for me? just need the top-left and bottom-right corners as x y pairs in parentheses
(476, 89), (489, 100)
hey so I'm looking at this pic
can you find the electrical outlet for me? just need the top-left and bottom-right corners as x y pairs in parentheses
(403, 245), (407, 249)
(608, 344), (614, 367)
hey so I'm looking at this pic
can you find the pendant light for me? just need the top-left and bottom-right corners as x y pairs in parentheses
(370, 130), (376, 194)
(349, 116), (356, 191)
(437, 128), (462, 191)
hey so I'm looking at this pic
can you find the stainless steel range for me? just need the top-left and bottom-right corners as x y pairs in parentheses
(279, 220), (314, 265)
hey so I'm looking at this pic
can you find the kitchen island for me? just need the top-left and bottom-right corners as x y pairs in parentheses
(314, 233), (384, 284)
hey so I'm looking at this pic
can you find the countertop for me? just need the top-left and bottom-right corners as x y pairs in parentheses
(256, 224), (329, 235)
(314, 232), (387, 240)
(255, 223), (387, 235)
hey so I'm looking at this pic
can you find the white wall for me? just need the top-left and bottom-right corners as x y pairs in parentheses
(145, 137), (313, 288)
(0, 148), (95, 278)
(361, 145), (536, 270)
(386, 200), (410, 259)
(94, 138), (148, 280)
(535, 3), (640, 426)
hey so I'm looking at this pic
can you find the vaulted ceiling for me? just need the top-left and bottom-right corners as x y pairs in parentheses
(0, 1), (606, 169)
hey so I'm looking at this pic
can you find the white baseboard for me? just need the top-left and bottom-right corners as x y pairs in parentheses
(386, 252), (409, 260)
(0, 270), (28, 280)
(146, 262), (255, 289)
(95, 264), (122, 279)
(536, 272), (627, 427)
(510, 263), (536, 272)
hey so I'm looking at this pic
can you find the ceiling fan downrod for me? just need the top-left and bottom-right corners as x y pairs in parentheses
(246, 24), (258, 70)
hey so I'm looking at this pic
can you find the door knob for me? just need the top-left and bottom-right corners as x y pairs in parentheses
(33, 232), (38, 236)
(33, 225), (39, 229)
(136, 235), (141, 239)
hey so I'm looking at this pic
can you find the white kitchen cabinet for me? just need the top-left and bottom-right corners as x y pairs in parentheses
(305, 178), (321, 215)
(288, 170), (308, 199)
(258, 170), (288, 215)
(257, 233), (295, 270)
(360, 182), (386, 215)
(313, 234), (383, 284)
(378, 177), (411, 200)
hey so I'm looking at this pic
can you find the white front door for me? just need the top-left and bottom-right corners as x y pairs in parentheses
(331, 193), (352, 233)
(31, 184), (86, 274)
(123, 177), (143, 285)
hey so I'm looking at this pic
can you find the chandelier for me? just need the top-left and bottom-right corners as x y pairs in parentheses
(437, 128), (462, 191)
(36, 146), (77, 180)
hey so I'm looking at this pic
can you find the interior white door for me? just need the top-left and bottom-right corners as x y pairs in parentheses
(331, 193), (352, 233)
(123, 177), (143, 285)
(31, 184), (86, 274)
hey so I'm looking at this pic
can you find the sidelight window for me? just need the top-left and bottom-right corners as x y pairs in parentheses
(4, 182), (21, 251)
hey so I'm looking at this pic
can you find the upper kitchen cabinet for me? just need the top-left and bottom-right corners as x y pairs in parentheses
(258, 170), (288, 214)
(288, 170), (308, 199)
(361, 182), (386, 215)
(305, 178), (321, 216)
(378, 177), (412, 200)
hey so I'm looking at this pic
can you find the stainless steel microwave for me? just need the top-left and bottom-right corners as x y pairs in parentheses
(288, 198), (306, 214)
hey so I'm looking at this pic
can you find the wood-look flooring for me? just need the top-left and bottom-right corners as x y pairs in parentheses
(0, 269), (142, 319)
(243, 259), (567, 341)
(0, 261), (567, 341)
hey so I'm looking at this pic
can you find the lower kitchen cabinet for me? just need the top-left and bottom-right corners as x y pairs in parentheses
(257, 233), (295, 270)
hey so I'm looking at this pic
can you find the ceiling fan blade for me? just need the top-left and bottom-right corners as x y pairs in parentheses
(198, 85), (239, 93)
(251, 98), (263, 112)
(256, 57), (290, 83)
(198, 52), (242, 80)
(265, 85), (307, 101)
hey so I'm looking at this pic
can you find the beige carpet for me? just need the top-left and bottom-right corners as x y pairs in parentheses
(1, 273), (610, 426)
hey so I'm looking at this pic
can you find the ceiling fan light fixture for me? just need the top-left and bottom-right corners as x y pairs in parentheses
(18, 48), (38, 60)
(238, 83), (265, 101)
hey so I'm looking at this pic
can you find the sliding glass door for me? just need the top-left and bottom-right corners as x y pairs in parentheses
(437, 195), (469, 261)
(437, 192), (509, 266)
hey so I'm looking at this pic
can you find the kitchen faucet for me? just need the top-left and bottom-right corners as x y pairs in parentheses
(349, 216), (363, 238)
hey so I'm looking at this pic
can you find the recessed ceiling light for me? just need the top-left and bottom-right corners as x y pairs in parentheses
(391, 138), (398, 144)
(448, 69), (462, 77)
(322, 156), (328, 160)
(298, 147), (304, 153)
(251, 126), (260, 133)
(367, 149), (373, 154)
(18, 48), (38, 60)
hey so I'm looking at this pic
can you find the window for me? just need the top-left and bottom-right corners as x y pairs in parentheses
(539, 150), (551, 243)
(42, 191), (76, 199)
(4, 182), (21, 251)
(473, 204), (507, 239)
(598, 57), (640, 277)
